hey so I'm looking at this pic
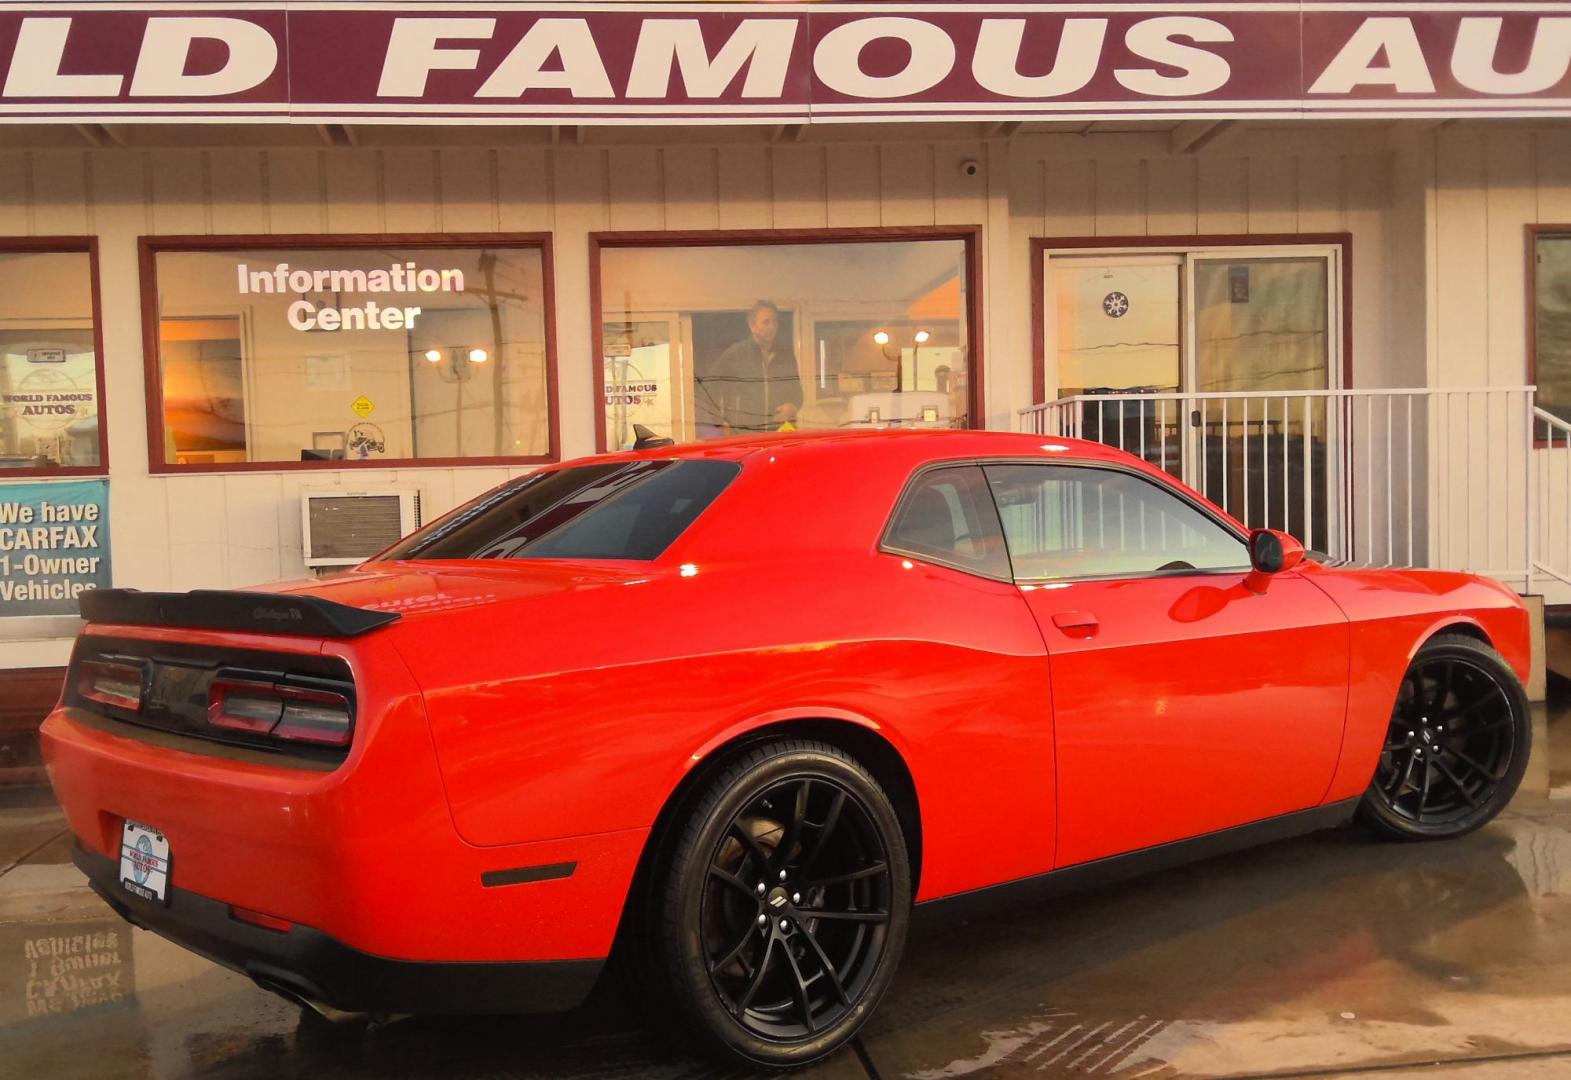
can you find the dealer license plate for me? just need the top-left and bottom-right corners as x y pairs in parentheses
(119, 820), (170, 903)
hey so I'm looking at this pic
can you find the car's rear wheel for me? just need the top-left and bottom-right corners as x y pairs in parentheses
(1357, 633), (1530, 841)
(653, 738), (911, 1070)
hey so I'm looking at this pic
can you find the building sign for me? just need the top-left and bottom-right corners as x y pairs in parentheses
(237, 259), (467, 331)
(0, 4), (1568, 124)
(0, 479), (110, 617)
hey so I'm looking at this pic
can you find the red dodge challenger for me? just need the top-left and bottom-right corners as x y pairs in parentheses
(42, 430), (1531, 1070)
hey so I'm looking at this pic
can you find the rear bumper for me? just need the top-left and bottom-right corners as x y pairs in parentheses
(75, 843), (602, 1016)
(44, 687), (648, 964)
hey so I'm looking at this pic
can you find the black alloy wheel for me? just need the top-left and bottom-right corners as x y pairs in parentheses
(1358, 633), (1530, 840)
(654, 739), (911, 1070)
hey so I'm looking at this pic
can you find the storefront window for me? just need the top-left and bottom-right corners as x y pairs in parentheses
(144, 238), (555, 471)
(596, 233), (976, 451)
(1534, 232), (1571, 426)
(0, 244), (105, 475)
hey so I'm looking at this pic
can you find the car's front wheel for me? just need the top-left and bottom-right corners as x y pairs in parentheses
(1357, 632), (1531, 841)
(653, 738), (912, 1070)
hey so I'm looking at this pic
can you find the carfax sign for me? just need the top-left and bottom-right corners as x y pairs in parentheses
(0, 479), (110, 618)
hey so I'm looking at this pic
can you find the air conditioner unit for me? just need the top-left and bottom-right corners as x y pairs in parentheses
(301, 486), (421, 569)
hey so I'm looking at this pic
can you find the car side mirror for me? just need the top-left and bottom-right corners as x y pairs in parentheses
(1246, 529), (1304, 593)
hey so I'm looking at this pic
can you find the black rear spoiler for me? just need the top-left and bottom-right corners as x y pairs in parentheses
(78, 588), (400, 638)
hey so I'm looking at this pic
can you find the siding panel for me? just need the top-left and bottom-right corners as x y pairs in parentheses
(879, 143), (935, 227)
(663, 147), (720, 232)
(206, 150), (268, 234)
(771, 145), (827, 230)
(717, 146), (771, 230)
(1145, 156), (1198, 236)
(1246, 155), (1297, 234)
(29, 152), (89, 235)
(263, 149), (326, 234)
(607, 147), (663, 232)
(1197, 157), (1248, 234)
(150, 150), (209, 235)
(378, 148), (441, 234)
(825, 143), (879, 227)
(324, 151), (382, 234)
(1095, 159), (1145, 236)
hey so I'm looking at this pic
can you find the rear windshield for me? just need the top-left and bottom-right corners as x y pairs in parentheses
(377, 459), (740, 562)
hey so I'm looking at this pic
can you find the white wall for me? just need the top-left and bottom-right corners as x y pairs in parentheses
(3, 122), (1569, 668)
(1406, 127), (1571, 599)
(0, 138), (997, 666)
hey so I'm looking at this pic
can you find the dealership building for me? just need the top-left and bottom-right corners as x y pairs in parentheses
(2, 2), (1570, 779)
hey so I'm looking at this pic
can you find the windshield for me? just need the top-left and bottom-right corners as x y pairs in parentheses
(377, 459), (740, 562)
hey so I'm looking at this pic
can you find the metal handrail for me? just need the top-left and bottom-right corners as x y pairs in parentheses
(1020, 386), (1542, 590)
(1531, 405), (1571, 594)
(1024, 386), (1535, 405)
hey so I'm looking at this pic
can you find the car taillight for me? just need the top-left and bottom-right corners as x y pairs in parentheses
(77, 659), (146, 712)
(208, 680), (353, 747)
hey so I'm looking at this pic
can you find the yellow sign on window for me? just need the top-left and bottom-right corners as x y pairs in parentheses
(350, 395), (374, 418)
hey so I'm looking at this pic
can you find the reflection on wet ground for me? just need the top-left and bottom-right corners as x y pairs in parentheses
(4, 704), (1571, 1079)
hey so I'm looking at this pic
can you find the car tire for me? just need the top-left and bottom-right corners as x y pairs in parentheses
(652, 738), (912, 1071)
(1357, 632), (1531, 842)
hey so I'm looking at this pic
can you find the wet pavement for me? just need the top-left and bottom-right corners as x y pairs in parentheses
(5, 704), (1571, 1080)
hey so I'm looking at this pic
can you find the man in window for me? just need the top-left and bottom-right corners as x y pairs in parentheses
(709, 300), (803, 435)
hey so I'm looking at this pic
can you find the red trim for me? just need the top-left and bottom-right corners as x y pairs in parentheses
(0, 237), (110, 480)
(138, 233), (561, 475)
(1028, 233), (1356, 404)
(588, 225), (985, 453)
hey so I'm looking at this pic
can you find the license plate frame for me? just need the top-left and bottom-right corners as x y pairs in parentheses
(119, 820), (171, 905)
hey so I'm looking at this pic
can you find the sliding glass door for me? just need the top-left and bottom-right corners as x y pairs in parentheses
(1045, 243), (1342, 551)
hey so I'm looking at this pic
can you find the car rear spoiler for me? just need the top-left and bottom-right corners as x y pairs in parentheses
(78, 588), (400, 638)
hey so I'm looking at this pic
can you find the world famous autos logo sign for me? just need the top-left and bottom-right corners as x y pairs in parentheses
(0, 4), (1567, 123)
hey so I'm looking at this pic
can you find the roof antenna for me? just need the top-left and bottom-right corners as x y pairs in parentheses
(632, 425), (675, 450)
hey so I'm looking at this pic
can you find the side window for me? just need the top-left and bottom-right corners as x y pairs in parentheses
(884, 466), (1011, 579)
(983, 464), (1249, 581)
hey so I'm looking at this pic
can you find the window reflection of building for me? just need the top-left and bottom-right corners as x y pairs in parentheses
(597, 234), (974, 451)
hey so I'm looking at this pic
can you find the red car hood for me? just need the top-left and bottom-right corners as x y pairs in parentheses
(257, 559), (657, 621)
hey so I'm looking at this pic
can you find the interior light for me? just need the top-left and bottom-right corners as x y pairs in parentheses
(914, 329), (930, 343)
(872, 330), (890, 346)
(468, 348), (489, 363)
(424, 349), (442, 364)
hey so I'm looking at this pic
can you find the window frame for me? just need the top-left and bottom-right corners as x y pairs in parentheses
(1029, 233), (1354, 406)
(589, 226), (984, 453)
(880, 462), (1013, 583)
(0, 236), (109, 479)
(138, 232), (560, 475)
(881, 456), (1251, 586)
(1526, 223), (1571, 446)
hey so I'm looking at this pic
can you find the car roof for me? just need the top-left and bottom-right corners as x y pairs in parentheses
(582, 430), (1190, 565)
(580, 428), (1134, 468)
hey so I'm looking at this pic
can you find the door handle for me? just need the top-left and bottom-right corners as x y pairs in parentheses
(1051, 611), (1100, 637)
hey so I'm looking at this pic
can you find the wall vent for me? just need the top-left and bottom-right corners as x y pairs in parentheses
(301, 487), (421, 568)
